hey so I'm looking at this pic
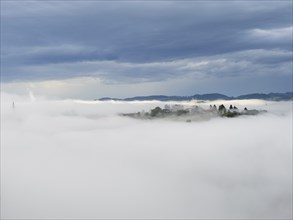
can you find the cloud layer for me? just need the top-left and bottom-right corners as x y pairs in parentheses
(1, 1), (292, 97)
(1, 93), (292, 219)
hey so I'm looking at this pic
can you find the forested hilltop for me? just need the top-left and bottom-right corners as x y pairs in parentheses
(121, 104), (267, 122)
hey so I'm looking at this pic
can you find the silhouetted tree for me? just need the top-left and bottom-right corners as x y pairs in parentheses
(151, 107), (162, 117)
(218, 104), (225, 111)
(218, 104), (226, 115)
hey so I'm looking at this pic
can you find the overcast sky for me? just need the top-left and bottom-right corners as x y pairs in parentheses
(1, 1), (292, 99)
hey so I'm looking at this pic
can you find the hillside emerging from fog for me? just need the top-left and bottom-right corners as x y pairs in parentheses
(99, 92), (293, 101)
(122, 103), (267, 122)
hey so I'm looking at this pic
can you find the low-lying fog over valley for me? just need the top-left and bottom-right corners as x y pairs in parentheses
(1, 92), (292, 219)
(2, 0), (292, 218)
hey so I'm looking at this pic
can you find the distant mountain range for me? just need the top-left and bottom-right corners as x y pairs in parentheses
(98, 92), (293, 101)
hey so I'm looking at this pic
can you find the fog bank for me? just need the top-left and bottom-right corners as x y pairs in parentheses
(1, 92), (292, 219)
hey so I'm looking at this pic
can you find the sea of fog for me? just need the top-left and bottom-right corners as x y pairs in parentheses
(1, 92), (292, 219)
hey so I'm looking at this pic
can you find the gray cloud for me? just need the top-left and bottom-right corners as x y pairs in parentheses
(1, 1), (292, 96)
(2, 49), (291, 82)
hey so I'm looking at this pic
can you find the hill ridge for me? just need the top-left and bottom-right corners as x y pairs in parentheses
(98, 92), (293, 101)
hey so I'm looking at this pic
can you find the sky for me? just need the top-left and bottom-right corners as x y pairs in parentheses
(1, 93), (292, 219)
(1, 1), (292, 99)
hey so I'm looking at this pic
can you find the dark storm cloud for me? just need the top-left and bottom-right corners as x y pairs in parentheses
(1, 1), (292, 83)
